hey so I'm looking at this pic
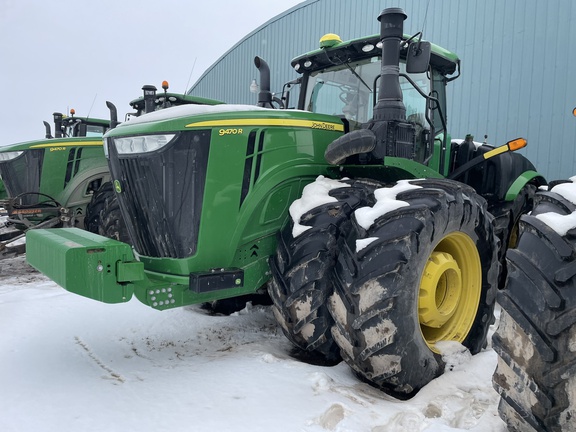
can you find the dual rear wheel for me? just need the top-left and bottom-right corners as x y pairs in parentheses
(269, 177), (498, 397)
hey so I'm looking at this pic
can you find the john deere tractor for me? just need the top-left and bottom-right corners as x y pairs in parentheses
(27, 8), (546, 402)
(0, 110), (112, 258)
(0, 84), (223, 257)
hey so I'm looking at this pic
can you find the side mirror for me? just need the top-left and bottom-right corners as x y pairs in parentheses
(406, 41), (431, 73)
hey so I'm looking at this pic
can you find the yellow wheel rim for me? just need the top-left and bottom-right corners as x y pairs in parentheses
(418, 232), (482, 353)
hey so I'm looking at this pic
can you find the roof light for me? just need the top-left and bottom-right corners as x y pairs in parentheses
(319, 33), (342, 49)
(362, 43), (375, 52)
(162, 80), (169, 91)
(303, 60), (312, 68)
(70, 108), (76, 116)
(294, 63), (300, 71)
(573, 107), (576, 117)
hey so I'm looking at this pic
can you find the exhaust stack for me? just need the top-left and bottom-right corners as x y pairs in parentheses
(106, 101), (119, 129)
(254, 56), (274, 108)
(43, 121), (53, 139)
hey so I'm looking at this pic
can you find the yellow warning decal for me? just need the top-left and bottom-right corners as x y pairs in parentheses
(185, 118), (344, 132)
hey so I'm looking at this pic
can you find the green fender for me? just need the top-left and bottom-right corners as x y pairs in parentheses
(505, 170), (546, 201)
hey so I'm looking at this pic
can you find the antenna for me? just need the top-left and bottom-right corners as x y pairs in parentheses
(184, 57), (197, 93)
(421, 0), (431, 37)
(86, 94), (97, 118)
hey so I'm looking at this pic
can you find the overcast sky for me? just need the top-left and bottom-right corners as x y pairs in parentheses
(0, 0), (305, 146)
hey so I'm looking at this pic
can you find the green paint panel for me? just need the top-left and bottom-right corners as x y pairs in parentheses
(0, 179), (6, 200)
(26, 228), (136, 303)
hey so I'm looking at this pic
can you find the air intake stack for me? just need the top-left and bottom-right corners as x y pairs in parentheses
(373, 8), (407, 122)
(324, 7), (418, 165)
(369, 7), (416, 160)
(53, 112), (64, 138)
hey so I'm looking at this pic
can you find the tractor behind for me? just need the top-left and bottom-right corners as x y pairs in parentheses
(0, 84), (223, 257)
(26, 6), (546, 419)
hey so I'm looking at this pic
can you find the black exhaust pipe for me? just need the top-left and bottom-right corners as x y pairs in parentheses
(43, 121), (53, 139)
(106, 101), (119, 129)
(53, 112), (63, 138)
(254, 56), (274, 108)
(373, 8), (407, 122)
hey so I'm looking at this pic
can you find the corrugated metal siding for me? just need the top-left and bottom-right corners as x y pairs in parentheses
(190, 0), (576, 179)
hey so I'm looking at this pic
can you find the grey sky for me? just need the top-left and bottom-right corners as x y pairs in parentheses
(0, 0), (304, 146)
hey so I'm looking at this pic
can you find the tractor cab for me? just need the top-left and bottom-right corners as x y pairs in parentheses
(126, 81), (224, 119)
(287, 30), (459, 175)
(44, 110), (110, 139)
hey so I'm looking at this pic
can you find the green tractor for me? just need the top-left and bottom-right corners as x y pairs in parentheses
(27, 8), (546, 401)
(0, 110), (112, 257)
(0, 83), (223, 257)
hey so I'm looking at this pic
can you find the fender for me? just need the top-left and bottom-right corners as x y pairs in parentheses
(505, 170), (546, 201)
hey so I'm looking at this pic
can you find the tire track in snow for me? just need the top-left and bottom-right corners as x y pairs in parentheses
(74, 336), (125, 383)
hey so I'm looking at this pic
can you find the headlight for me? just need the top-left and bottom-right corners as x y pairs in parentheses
(103, 138), (109, 158)
(113, 134), (176, 154)
(0, 151), (23, 161)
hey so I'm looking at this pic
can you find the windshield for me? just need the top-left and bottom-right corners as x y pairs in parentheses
(63, 121), (108, 138)
(304, 58), (432, 130)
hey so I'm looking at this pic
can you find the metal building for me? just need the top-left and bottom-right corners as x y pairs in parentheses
(189, 0), (576, 180)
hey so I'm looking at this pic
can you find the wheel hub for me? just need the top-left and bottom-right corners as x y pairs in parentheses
(418, 232), (482, 352)
(419, 251), (462, 327)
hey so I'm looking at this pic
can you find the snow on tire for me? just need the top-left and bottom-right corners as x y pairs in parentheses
(329, 178), (498, 398)
(492, 182), (576, 432)
(268, 176), (379, 362)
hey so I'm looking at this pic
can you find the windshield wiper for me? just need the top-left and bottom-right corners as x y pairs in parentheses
(344, 63), (372, 92)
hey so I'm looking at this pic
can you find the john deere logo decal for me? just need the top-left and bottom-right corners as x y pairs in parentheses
(114, 179), (122, 193)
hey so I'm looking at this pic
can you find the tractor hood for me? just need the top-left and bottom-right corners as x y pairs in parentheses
(114, 104), (272, 127)
(104, 104), (343, 138)
(0, 136), (102, 153)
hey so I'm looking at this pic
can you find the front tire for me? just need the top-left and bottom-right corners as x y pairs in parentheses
(268, 177), (379, 362)
(84, 182), (114, 234)
(329, 179), (498, 398)
(98, 191), (130, 243)
(492, 184), (576, 431)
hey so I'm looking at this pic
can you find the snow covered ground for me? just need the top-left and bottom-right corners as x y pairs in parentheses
(0, 253), (507, 432)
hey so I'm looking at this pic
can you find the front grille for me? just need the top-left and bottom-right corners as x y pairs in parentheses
(108, 131), (211, 258)
(0, 149), (44, 203)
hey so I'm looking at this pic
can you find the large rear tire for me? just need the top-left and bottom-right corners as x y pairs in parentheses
(492, 184), (576, 432)
(268, 177), (379, 362)
(329, 179), (498, 398)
